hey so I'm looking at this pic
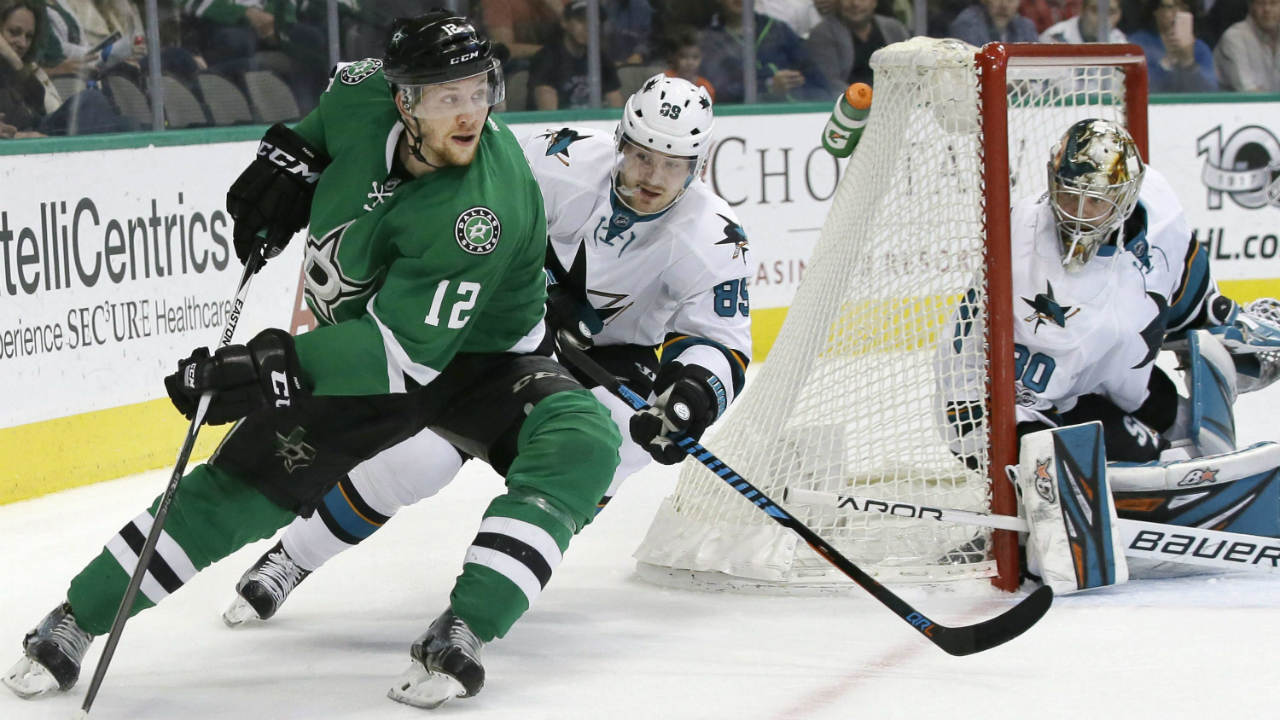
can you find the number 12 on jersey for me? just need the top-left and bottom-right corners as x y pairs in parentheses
(424, 280), (481, 329)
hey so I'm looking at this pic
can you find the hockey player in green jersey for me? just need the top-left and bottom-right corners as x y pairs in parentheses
(3, 11), (620, 711)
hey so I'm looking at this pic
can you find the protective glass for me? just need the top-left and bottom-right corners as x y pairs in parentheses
(398, 64), (505, 120)
(611, 135), (698, 215)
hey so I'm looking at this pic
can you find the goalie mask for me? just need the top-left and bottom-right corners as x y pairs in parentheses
(612, 75), (714, 215)
(383, 12), (504, 165)
(1047, 118), (1145, 271)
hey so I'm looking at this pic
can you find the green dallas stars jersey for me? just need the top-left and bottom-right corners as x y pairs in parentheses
(288, 60), (549, 395)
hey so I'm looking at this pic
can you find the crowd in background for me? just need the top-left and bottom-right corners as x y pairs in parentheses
(0, 0), (1277, 139)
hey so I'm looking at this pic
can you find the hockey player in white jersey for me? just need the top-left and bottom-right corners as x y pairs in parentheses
(939, 118), (1280, 585)
(219, 75), (752, 689)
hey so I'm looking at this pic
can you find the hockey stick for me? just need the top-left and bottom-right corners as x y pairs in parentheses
(78, 252), (265, 718)
(555, 334), (1053, 656)
(785, 488), (1280, 574)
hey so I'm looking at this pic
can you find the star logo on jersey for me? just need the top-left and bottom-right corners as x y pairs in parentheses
(275, 426), (316, 473)
(1132, 292), (1169, 369)
(1022, 281), (1079, 332)
(455, 206), (501, 254)
(540, 127), (590, 166)
(713, 214), (749, 262)
(550, 242), (632, 325)
(340, 58), (382, 85)
(1033, 458), (1056, 503)
(304, 220), (378, 326)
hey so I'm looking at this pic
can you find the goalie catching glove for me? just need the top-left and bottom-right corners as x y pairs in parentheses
(227, 123), (331, 269)
(629, 363), (727, 465)
(164, 329), (309, 425)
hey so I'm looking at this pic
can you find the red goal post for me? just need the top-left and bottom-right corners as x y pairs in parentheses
(981, 43), (1148, 590)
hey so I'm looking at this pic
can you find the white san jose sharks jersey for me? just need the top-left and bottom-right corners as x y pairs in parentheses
(1119, 166), (1195, 306)
(522, 126), (753, 397)
(938, 192), (1166, 453)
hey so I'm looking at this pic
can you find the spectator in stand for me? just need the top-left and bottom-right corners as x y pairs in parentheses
(528, 0), (623, 109)
(178, 0), (328, 111)
(41, 0), (203, 85)
(481, 0), (562, 68)
(949, 0), (1040, 44)
(807, 0), (908, 89)
(602, 0), (654, 65)
(1129, 0), (1217, 92)
(0, 0), (131, 136)
(41, 0), (145, 78)
(1202, 0), (1248, 48)
(1214, 0), (1280, 91)
(659, 23), (714, 99)
(1018, 0), (1080, 34)
(702, 0), (830, 102)
(756, 0), (834, 38)
(1039, 0), (1126, 40)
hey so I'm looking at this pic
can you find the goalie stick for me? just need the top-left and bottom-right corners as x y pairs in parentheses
(784, 488), (1280, 575)
(556, 334), (1053, 656)
(78, 251), (266, 719)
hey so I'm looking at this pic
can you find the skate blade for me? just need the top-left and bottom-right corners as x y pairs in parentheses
(387, 663), (466, 709)
(2, 655), (61, 699)
(221, 596), (263, 628)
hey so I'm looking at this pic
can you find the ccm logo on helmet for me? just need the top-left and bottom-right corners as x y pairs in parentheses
(450, 51), (479, 65)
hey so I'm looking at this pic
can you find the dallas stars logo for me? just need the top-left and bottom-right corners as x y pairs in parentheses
(714, 214), (748, 262)
(339, 58), (382, 85)
(455, 206), (501, 254)
(275, 426), (316, 473)
(1022, 280), (1079, 332)
(304, 220), (378, 325)
(539, 127), (590, 166)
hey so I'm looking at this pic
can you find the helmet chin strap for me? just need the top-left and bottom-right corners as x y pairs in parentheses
(402, 115), (446, 169)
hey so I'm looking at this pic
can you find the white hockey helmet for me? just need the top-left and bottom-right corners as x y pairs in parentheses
(612, 74), (715, 215)
(1047, 118), (1145, 270)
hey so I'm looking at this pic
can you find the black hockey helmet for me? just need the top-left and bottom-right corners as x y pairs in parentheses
(382, 11), (499, 86)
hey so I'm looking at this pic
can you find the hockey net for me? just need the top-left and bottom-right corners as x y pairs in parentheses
(634, 39), (1148, 592)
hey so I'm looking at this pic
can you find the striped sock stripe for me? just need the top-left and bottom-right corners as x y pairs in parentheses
(472, 532), (553, 588)
(103, 512), (197, 605)
(316, 476), (389, 545)
(462, 516), (563, 605)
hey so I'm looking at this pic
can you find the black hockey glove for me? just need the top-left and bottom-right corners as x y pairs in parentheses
(164, 329), (309, 425)
(629, 363), (726, 465)
(226, 123), (331, 269)
(546, 282), (603, 351)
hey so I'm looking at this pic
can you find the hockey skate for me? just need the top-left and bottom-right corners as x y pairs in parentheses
(387, 608), (485, 709)
(3, 602), (95, 699)
(222, 541), (311, 627)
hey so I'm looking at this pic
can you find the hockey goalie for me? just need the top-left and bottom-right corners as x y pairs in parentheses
(936, 118), (1280, 592)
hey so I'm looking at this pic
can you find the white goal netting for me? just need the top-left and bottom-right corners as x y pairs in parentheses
(635, 38), (1142, 590)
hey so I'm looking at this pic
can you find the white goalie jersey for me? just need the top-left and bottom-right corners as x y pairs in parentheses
(937, 192), (1167, 456)
(521, 126), (753, 399)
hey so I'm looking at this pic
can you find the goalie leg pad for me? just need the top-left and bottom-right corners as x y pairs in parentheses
(1017, 422), (1129, 594)
(1185, 329), (1238, 456)
(1110, 442), (1280, 536)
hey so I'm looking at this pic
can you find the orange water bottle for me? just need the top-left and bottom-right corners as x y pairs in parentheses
(821, 83), (872, 159)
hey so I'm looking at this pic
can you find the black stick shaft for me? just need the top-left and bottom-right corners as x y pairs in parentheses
(80, 254), (263, 716)
(556, 334), (1052, 656)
